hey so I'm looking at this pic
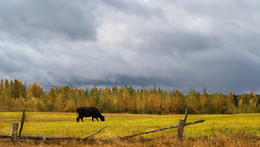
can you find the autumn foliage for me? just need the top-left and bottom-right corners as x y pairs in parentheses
(0, 79), (259, 113)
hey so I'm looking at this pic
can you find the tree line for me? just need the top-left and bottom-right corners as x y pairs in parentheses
(0, 79), (259, 114)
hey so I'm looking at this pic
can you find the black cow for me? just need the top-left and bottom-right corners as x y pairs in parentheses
(76, 107), (105, 122)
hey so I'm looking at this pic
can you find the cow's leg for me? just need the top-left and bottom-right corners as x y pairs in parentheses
(92, 117), (94, 122)
(81, 117), (84, 122)
(96, 117), (99, 121)
(78, 114), (84, 122)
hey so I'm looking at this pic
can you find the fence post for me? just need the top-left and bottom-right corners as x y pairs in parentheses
(11, 123), (19, 140)
(178, 119), (185, 140)
(19, 110), (26, 137)
(178, 108), (188, 140)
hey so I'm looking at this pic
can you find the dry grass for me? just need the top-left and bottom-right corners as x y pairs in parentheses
(0, 135), (259, 147)
(0, 112), (259, 146)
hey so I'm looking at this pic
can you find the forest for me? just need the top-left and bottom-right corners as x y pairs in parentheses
(0, 79), (259, 114)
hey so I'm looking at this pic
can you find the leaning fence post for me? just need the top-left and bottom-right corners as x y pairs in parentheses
(19, 110), (26, 137)
(178, 108), (188, 140)
(178, 120), (185, 140)
(183, 108), (188, 123)
(11, 123), (19, 140)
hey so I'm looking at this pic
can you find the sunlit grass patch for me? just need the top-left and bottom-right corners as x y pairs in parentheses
(0, 112), (259, 140)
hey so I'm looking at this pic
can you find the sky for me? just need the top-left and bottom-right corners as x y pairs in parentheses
(1, 0), (260, 94)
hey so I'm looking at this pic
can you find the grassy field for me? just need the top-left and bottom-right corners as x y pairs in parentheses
(0, 112), (259, 146)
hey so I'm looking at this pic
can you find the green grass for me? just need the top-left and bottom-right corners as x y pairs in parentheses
(0, 112), (259, 139)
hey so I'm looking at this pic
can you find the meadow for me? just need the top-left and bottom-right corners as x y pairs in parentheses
(0, 112), (259, 146)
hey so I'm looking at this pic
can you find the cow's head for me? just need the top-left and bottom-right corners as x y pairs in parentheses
(100, 115), (105, 121)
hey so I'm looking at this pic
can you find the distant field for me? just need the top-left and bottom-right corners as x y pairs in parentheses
(0, 112), (259, 140)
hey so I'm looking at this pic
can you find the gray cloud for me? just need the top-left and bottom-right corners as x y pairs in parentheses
(0, 0), (98, 42)
(1, 0), (260, 94)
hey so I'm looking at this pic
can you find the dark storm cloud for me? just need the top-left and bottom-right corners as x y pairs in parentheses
(0, 0), (97, 41)
(1, 0), (260, 94)
(138, 31), (222, 56)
